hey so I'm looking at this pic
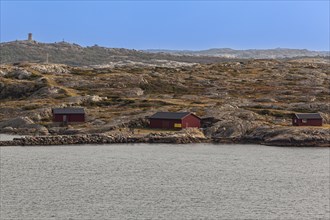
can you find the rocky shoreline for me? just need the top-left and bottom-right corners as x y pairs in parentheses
(0, 129), (329, 147)
(0, 133), (207, 146)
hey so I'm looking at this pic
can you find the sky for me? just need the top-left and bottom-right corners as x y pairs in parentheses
(0, 1), (329, 51)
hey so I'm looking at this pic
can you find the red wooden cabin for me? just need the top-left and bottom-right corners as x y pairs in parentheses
(292, 113), (323, 126)
(52, 107), (85, 123)
(148, 112), (201, 129)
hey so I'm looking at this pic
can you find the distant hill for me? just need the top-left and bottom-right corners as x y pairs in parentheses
(0, 40), (246, 66)
(0, 40), (328, 66)
(0, 40), (155, 66)
(145, 48), (329, 59)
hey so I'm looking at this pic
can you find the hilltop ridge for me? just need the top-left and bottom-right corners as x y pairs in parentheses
(1, 39), (328, 66)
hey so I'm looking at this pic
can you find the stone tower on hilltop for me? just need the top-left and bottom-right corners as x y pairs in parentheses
(28, 33), (33, 41)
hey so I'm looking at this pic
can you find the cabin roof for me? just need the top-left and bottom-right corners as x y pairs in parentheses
(52, 107), (85, 114)
(149, 112), (198, 120)
(294, 113), (322, 119)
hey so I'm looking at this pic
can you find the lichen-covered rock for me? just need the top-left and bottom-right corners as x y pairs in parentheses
(2, 127), (14, 132)
(0, 117), (49, 135)
(29, 86), (62, 98)
(0, 117), (34, 128)
(124, 88), (144, 97)
(0, 69), (7, 77)
(65, 95), (107, 105)
(243, 126), (330, 147)
(31, 64), (71, 74)
(203, 105), (265, 139)
(0, 80), (43, 99)
(7, 69), (32, 80)
(91, 119), (106, 126)
(26, 108), (52, 122)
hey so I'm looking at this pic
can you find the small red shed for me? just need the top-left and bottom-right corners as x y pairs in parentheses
(148, 112), (201, 129)
(52, 107), (85, 123)
(292, 113), (323, 126)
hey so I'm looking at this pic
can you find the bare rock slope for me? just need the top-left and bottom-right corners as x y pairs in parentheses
(0, 58), (329, 146)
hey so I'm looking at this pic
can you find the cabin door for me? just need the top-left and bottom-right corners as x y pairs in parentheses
(63, 115), (67, 122)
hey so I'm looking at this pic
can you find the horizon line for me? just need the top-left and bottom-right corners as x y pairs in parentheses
(1, 39), (329, 53)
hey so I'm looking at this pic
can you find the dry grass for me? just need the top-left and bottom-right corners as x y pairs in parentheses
(1, 59), (329, 132)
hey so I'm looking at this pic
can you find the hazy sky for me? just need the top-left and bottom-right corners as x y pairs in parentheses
(1, 1), (329, 50)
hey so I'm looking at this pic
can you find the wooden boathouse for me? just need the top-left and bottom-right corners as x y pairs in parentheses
(292, 113), (323, 126)
(148, 112), (201, 129)
(52, 107), (85, 123)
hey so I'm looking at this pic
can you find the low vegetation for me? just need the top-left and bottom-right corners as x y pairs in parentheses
(0, 58), (329, 140)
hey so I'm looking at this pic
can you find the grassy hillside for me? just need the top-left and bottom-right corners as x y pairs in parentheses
(1, 59), (329, 128)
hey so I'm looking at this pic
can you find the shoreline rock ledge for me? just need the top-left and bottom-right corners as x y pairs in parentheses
(0, 131), (329, 147)
(241, 126), (330, 147)
(0, 132), (208, 146)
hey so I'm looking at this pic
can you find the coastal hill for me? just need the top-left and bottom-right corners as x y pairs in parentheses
(0, 40), (328, 66)
(0, 40), (240, 66)
(146, 48), (329, 59)
(0, 57), (329, 146)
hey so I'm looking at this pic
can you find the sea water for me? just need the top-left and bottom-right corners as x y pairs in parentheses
(0, 134), (24, 141)
(1, 144), (329, 219)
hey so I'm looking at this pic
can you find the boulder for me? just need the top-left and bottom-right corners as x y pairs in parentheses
(0, 80), (43, 99)
(0, 117), (34, 129)
(65, 95), (107, 105)
(48, 127), (66, 135)
(203, 105), (265, 139)
(91, 119), (106, 126)
(0, 70), (7, 77)
(24, 124), (49, 135)
(31, 64), (70, 74)
(2, 127), (14, 132)
(30, 86), (62, 98)
(88, 95), (104, 102)
(26, 108), (52, 122)
(7, 69), (32, 80)
(124, 88), (144, 97)
(65, 96), (84, 105)
(0, 117), (49, 135)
